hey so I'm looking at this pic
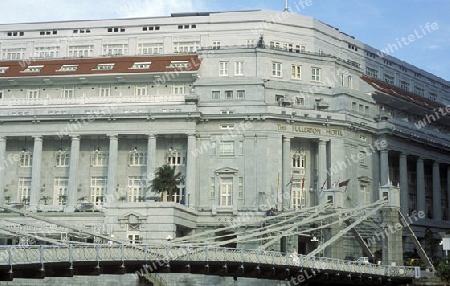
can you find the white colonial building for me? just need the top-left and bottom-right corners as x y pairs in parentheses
(0, 9), (448, 262)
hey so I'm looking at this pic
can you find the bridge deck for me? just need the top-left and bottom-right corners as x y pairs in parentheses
(0, 244), (420, 283)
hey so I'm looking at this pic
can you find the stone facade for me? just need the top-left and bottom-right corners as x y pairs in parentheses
(0, 9), (448, 262)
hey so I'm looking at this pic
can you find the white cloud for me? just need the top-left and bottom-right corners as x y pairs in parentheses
(114, 0), (205, 18)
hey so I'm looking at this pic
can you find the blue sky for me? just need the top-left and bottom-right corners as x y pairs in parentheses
(1, 0), (449, 80)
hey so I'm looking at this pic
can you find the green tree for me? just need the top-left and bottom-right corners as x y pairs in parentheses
(150, 164), (182, 202)
(436, 257), (450, 283)
(424, 228), (439, 259)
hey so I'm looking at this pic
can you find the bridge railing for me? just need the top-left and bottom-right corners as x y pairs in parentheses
(0, 244), (420, 279)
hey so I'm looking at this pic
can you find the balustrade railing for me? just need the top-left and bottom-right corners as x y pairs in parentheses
(0, 94), (186, 107)
(0, 244), (420, 279)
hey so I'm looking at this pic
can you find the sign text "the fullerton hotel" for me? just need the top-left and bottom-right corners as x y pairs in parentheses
(277, 123), (344, 136)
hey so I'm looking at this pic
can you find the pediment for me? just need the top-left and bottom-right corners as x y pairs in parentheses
(117, 212), (146, 224)
(215, 167), (239, 175)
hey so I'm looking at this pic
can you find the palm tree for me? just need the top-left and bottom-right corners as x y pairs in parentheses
(150, 164), (182, 202)
(40, 195), (52, 205)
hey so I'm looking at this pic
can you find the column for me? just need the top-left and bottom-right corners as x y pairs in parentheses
(399, 153), (409, 215)
(0, 137), (6, 205)
(106, 135), (118, 204)
(447, 166), (450, 221)
(146, 134), (156, 198)
(186, 134), (196, 207)
(281, 136), (291, 211)
(67, 136), (80, 209)
(380, 150), (389, 186)
(416, 158), (425, 213)
(318, 140), (327, 193)
(30, 136), (43, 208)
(433, 162), (442, 221)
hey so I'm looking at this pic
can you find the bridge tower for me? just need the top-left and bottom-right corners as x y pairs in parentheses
(379, 184), (403, 266)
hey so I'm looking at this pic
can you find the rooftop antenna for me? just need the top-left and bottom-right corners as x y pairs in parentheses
(284, 0), (290, 12)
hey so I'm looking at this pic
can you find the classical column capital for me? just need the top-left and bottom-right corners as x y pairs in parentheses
(108, 134), (118, 140)
(70, 135), (80, 140)
(33, 135), (43, 141)
(0, 136), (6, 142)
(148, 134), (156, 139)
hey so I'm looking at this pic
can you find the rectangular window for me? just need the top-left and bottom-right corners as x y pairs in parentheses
(20, 152), (32, 167)
(225, 90), (233, 100)
(291, 65), (301, 79)
(238, 141), (244, 155)
(167, 151), (184, 166)
(311, 67), (321, 82)
(238, 177), (243, 199)
(296, 45), (306, 53)
(220, 142), (234, 156)
(68, 45), (93, 58)
(359, 104), (364, 113)
(54, 177), (68, 205)
(127, 176), (145, 202)
(102, 44), (128, 56)
(384, 74), (395, 85)
(429, 92), (437, 101)
(0, 90), (3, 99)
(63, 88), (74, 99)
(135, 86), (147, 96)
(99, 87), (111, 97)
(352, 102), (357, 110)
(360, 185), (370, 204)
(294, 97), (304, 106)
(129, 152), (146, 166)
(235, 61), (243, 76)
(400, 80), (410, 91)
(91, 151), (108, 167)
(2, 48), (25, 60)
(172, 85), (185, 95)
(272, 62), (282, 77)
(414, 86), (425, 96)
(292, 154), (305, 168)
(23, 65), (44, 73)
(246, 39), (254, 48)
(340, 74), (345, 86)
(18, 177), (31, 204)
(56, 152), (69, 167)
(173, 41), (199, 53)
(212, 91), (220, 100)
(211, 141), (216, 155)
(347, 76), (353, 88)
(27, 89), (39, 99)
(210, 177), (216, 199)
(93, 63), (114, 70)
(212, 41), (221, 49)
(90, 177), (107, 205)
(219, 62), (228, 76)
(366, 67), (378, 79)
(130, 62), (151, 69)
(34, 46), (59, 59)
(138, 43), (163, 55)
(237, 90), (245, 100)
(220, 178), (233, 206)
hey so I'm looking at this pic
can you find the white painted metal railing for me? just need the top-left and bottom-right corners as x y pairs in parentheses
(0, 94), (185, 106)
(0, 244), (420, 279)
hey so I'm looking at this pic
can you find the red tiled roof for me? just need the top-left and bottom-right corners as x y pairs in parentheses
(361, 75), (444, 111)
(0, 55), (201, 77)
